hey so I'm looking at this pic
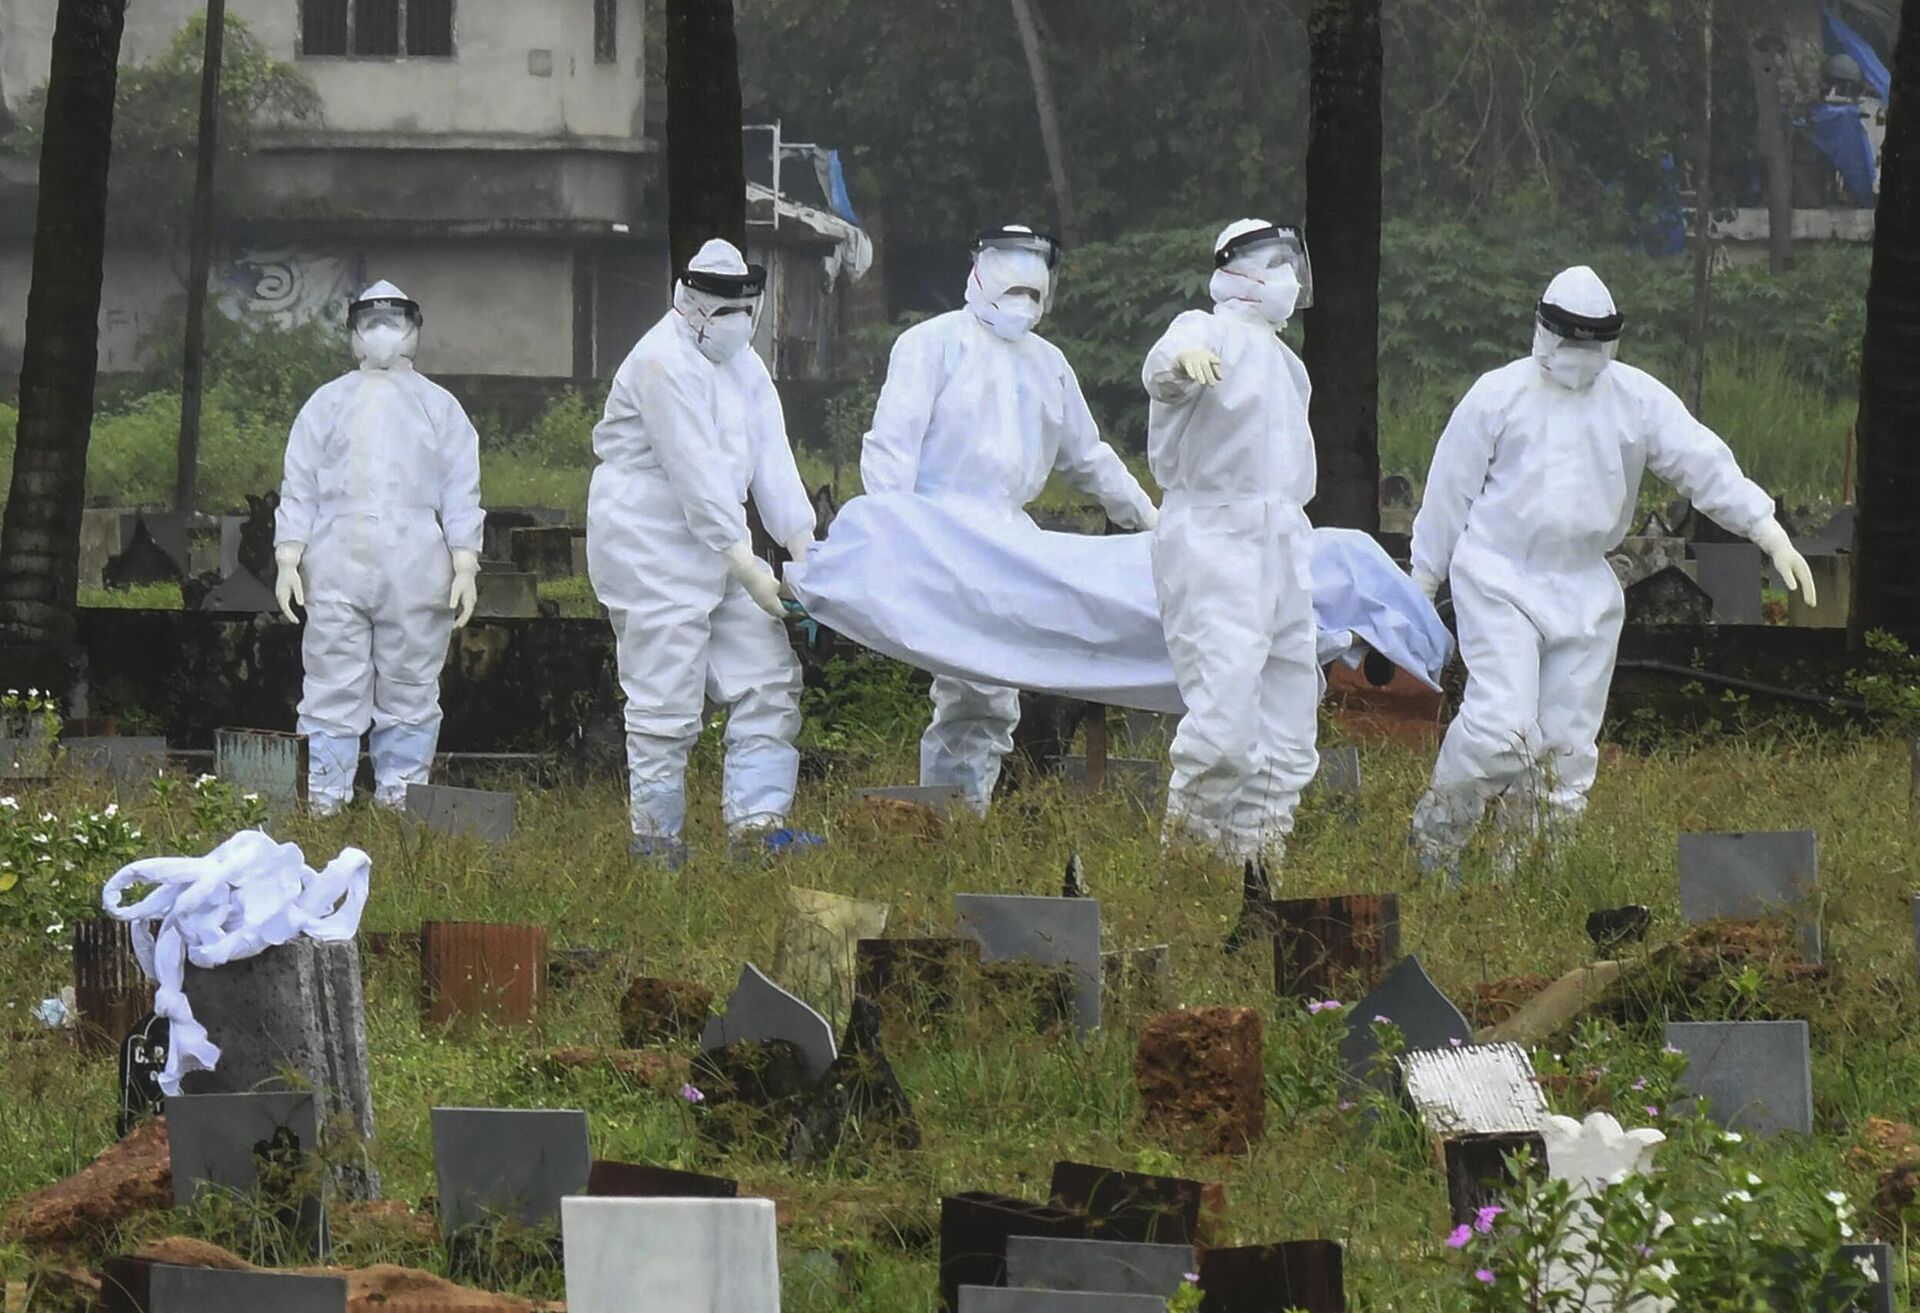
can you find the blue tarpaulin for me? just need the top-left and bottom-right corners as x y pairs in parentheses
(825, 150), (862, 228)
(1821, 4), (1891, 100)
(1806, 102), (1878, 204)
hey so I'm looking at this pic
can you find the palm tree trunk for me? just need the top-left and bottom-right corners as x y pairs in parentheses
(664, 0), (747, 277)
(1854, 0), (1920, 643)
(1009, 0), (1078, 247)
(0, 0), (128, 667)
(1302, 0), (1384, 532)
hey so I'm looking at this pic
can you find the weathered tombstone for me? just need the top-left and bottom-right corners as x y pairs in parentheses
(421, 921), (547, 1026)
(98, 1260), (347, 1313)
(195, 569), (280, 614)
(1313, 745), (1363, 797)
(700, 962), (838, 1085)
(1540, 1112), (1674, 1312)
(1059, 756), (1164, 809)
(509, 525), (575, 579)
(1664, 1020), (1814, 1138)
(1690, 542), (1766, 624)
(473, 569), (540, 618)
(770, 887), (889, 1020)
(1135, 1007), (1264, 1155)
(77, 508), (124, 590)
(431, 1106), (591, 1238)
(1197, 1241), (1346, 1313)
(955, 894), (1102, 1036)
(1004, 1236), (1194, 1299)
(117, 1013), (170, 1137)
(1399, 1042), (1550, 1137)
(1839, 1242), (1894, 1313)
(1444, 1131), (1548, 1226)
(1677, 830), (1821, 962)
(1786, 555), (1850, 629)
(62, 736), (169, 790)
(1624, 564), (1715, 625)
(74, 917), (153, 1055)
(213, 728), (308, 813)
(483, 506), (569, 562)
(1049, 1162), (1219, 1247)
(103, 514), (185, 587)
(1338, 954), (1472, 1085)
(166, 1092), (327, 1256)
(788, 996), (921, 1165)
(940, 1193), (1088, 1313)
(404, 783), (517, 845)
(1272, 893), (1400, 1001)
(957, 1290), (1165, 1312)
(587, 1161), (740, 1198)
(1608, 535), (1689, 589)
(562, 1197), (780, 1313)
(856, 936), (981, 1030)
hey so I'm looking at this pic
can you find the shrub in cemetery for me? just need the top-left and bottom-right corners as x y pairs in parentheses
(0, 795), (142, 939)
(147, 772), (268, 838)
(1263, 997), (1351, 1121)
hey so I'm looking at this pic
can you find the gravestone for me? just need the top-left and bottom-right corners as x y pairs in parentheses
(483, 506), (569, 561)
(1338, 954), (1472, 1085)
(1690, 542), (1766, 624)
(104, 514), (185, 586)
(1313, 745), (1363, 797)
(421, 921), (547, 1026)
(78, 508), (124, 590)
(1540, 1113), (1673, 1312)
(117, 1012), (170, 1137)
(1796, 505), (1856, 557)
(430, 1106), (591, 1238)
(213, 728), (308, 812)
(1005, 1236), (1195, 1298)
(1197, 1241), (1346, 1313)
(1664, 1020), (1813, 1138)
(700, 963), (839, 1085)
(788, 996), (921, 1164)
(1060, 756), (1164, 809)
(1400, 1042), (1550, 1137)
(1444, 1131), (1548, 1226)
(562, 1197), (780, 1313)
(62, 737), (168, 790)
(509, 525), (575, 579)
(856, 937), (981, 1029)
(1049, 1162), (1219, 1247)
(771, 887), (889, 1020)
(1677, 830), (1821, 962)
(473, 569), (540, 618)
(1272, 893), (1400, 1001)
(1839, 1242), (1893, 1313)
(166, 1092), (327, 1255)
(196, 569), (279, 614)
(588, 1161), (739, 1198)
(98, 1261), (347, 1313)
(74, 917), (153, 1055)
(1786, 555), (1849, 629)
(404, 783), (516, 845)
(957, 1291), (1166, 1312)
(1624, 565), (1715, 625)
(955, 894), (1102, 1036)
(940, 1193), (1088, 1313)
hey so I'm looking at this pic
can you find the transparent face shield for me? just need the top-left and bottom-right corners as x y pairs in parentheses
(1223, 233), (1314, 310)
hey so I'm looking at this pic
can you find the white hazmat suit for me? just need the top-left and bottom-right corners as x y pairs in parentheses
(860, 225), (1157, 811)
(587, 239), (817, 862)
(1142, 220), (1319, 862)
(1409, 266), (1815, 874)
(275, 282), (483, 814)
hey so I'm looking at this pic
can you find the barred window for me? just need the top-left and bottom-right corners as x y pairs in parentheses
(594, 0), (618, 65)
(300, 0), (454, 58)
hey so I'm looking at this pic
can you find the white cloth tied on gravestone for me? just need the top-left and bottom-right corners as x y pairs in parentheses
(785, 493), (1452, 713)
(101, 829), (371, 1096)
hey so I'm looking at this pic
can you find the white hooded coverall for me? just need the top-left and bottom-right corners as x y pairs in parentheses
(1409, 266), (1777, 865)
(1142, 244), (1319, 861)
(587, 247), (817, 843)
(276, 290), (483, 811)
(859, 246), (1156, 811)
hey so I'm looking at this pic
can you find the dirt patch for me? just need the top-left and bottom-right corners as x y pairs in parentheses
(618, 976), (713, 1047)
(1325, 663), (1446, 748)
(1135, 1006), (1265, 1155)
(128, 1237), (559, 1310)
(5, 1119), (170, 1250)
(1598, 919), (1832, 1024)
(1470, 976), (1556, 1028)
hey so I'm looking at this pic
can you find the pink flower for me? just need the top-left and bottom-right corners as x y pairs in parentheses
(1448, 1037), (1464, 1048)
(1373, 1014), (1392, 1025)
(1475, 1269), (1496, 1284)
(1307, 999), (1342, 1014)
(1644, 1105), (1660, 1118)
(1631, 1078), (1647, 1092)
(1338, 1100), (1355, 1112)
(680, 1083), (706, 1105)
(1446, 1224), (1472, 1249)
(1474, 1205), (1504, 1234)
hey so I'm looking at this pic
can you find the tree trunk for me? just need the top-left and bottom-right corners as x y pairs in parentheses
(664, 0), (747, 277)
(1302, 0), (1384, 532)
(1682, 0), (1715, 417)
(175, 0), (227, 521)
(1749, 38), (1796, 274)
(1009, 0), (1078, 247)
(1854, 0), (1920, 644)
(0, 0), (127, 662)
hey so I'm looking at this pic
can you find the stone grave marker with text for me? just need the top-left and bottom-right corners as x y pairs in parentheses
(166, 1092), (327, 1256)
(117, 1013), (169, 1137)
(1664, 1020), (1814, 1138)
(562, 1197), (780, 1313)
(1677, 830), (1821, 962)
(430, 1106), (591, 1238)
(1338, 954), (1472, 1086)
(955, 894), (1102, 1036)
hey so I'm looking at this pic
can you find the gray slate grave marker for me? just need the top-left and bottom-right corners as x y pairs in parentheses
(698, 963), (838, 1084)
(562, 1197), (780, 1313)
(62, 736), (168, 790)
(1677, 830), (1821, 962)
(955, 894), (1103, 1036)
(430, 1106), (592, 1237)
(1338, 954), (1471, 1085)
(857, 784), (969, 810)
(957, 1289), (1168, 1313)
(1840, 1242), (1893, 1313)
(1313, 745), (1362, 797)
(1691, 541), (1766, 624)
(166, 1091), (326, 1254)
(405, 782), (517, 845)
(1665, 1020), (1813, 1138)
(148, 1265), (347, 1313)
(1005, 1236), (1195, 1298)
(214, 728), (308, 812)
(1399, 1041), (1550, 1136)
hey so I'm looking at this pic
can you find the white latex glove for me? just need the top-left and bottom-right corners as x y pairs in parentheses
(1411, 565), (1443, 604)
(1175, 348), (1223, 386)
(723, 542), (787, 619)
(449, 548), (480, 629)
(1135, 503), (1161, 532)
(1751, 517), (1817, 607)
(274, 543), (305, 624)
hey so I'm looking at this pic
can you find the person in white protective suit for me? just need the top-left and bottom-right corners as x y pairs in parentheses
(274, 282), (483, 815)
(1141, 220), (1320, 863)
(586, 238), (821, 867)
(1408, 265), (1817, 877)
(859, 224), (1159, 812)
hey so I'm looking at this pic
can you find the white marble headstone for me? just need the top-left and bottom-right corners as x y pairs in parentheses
(562, 1197), (780, 1313)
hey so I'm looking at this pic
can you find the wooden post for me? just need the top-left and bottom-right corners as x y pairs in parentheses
(420, 921), (548, 1026)
(173, 0), (226, 521)
(1272, 893), (1401, 1000)
(72, 916), (152, 1054)
(1444, 1131), (1547, 1226)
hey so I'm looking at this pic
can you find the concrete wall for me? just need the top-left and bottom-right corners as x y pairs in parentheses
(0, 0), (646, 141)
(0, 237), (185, 376)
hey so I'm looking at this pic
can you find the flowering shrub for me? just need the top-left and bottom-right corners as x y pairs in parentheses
(149, 773), (268, 837)
(0, 797), (144, 938)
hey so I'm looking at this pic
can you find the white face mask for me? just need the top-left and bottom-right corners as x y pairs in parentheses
(355, 323), (413, 371)
(692, 311), (754, 364)
(974, 295), (1042, 342)
(1212, 262), (1301, 328)
(1533, 325), (1615, 392)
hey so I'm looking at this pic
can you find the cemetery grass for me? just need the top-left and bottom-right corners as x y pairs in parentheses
(1, 725), (1917, 1309)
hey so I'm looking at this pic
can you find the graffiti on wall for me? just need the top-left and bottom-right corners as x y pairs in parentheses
(218, 246), (366, 331)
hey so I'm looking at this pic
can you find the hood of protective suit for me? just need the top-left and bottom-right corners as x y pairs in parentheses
(350, 280), (420, 372)
(1209, 219), (1303, 328)
(674, 238), (762, 365)
(1532, 265), (1620, 392)
(964, 246), (1052, 342)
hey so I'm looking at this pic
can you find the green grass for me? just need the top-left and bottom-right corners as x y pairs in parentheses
(0, 723), (1915, 1309)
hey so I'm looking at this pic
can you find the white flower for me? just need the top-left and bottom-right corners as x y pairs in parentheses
(1825, 1191), (1849, 1206)
(103, 803), (118, 818)
(1745, 1173), (1761, 1186)
(194, 774), (216, 787)
(1841, 1221), (1855, 1239)
(1856, 1254), (1880, 1284)
(0, 797), (17, 811)
(1722, 1190), (1753, 1205)
(1722, 1131), (1744, 1144)
(242, 792), (259, 803)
